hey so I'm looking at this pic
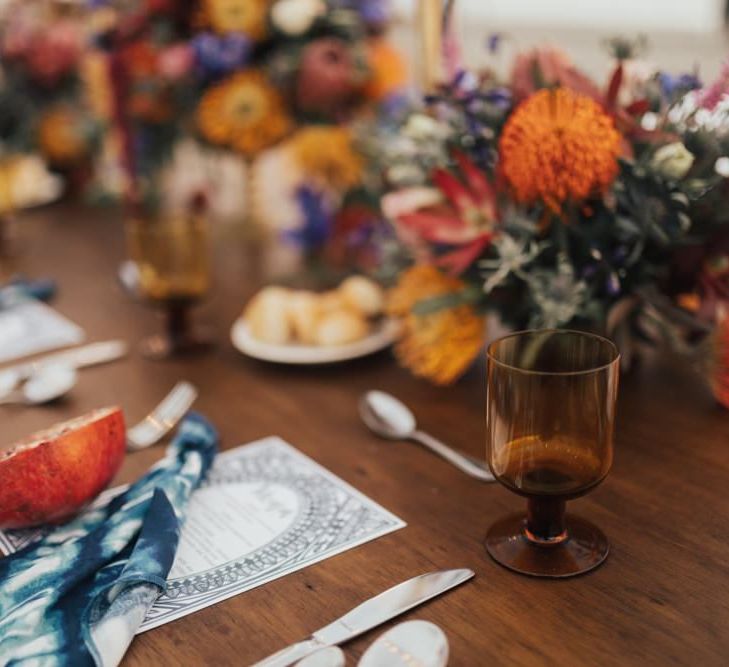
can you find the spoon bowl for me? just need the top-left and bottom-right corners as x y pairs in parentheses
(359, 390), (416, 439)
(359, 390), (494, 482)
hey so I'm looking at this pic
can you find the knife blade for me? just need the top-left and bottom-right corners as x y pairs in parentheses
(251, 568), (474, 667)
(0, 340), (128, 396)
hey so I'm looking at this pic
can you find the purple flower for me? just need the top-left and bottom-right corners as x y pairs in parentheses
(192, 33), (251, 79)
(284, 186), (332, 250)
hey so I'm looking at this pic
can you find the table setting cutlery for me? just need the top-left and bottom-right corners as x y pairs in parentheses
(295, 620), (448, 667)
(252, 568), (473, 667)
(357, 620), (449, 667)
(359, 391), (494, 482)
(0, 340), (128, 402)
(126, 381), (199, 450)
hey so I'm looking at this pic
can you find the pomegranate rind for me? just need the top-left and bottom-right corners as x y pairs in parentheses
(0, 407), (126, 528)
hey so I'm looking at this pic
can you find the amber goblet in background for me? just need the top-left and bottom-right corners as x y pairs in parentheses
(485, 329), (620, 578)
(124, 211), (212, 359)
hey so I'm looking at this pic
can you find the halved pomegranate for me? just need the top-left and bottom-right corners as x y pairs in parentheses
(0, 407), (126, 529)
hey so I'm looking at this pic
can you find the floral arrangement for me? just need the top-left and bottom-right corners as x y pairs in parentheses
(377, 41), (729, 385)
(85, 0), (406, 262)
(0, 2), (98, 206)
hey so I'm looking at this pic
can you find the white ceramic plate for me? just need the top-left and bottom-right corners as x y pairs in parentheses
(230, 317), (400, 365)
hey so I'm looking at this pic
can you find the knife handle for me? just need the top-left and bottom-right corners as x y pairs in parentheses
(251, 638), (327, 667)
(10, 340), (127, 380)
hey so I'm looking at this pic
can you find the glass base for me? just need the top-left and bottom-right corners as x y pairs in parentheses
(485, 512), (609, 578)
(139, 329), (215, 360)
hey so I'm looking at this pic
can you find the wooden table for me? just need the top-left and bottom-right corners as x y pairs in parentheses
(3, 204), (729, 666)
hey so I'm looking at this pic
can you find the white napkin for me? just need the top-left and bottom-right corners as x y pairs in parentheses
(0, 300), (84, 363)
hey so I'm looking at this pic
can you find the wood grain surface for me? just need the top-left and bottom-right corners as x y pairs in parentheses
(2, 205), (729, 666)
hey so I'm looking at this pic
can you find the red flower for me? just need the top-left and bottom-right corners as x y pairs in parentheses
(382, 152), (498, 274)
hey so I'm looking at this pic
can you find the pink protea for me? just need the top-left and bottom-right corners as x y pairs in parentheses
(382, 152), (498, 274)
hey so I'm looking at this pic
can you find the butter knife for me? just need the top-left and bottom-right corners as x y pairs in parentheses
(0, 340), (127, 395)
(252, 569), (474, 667)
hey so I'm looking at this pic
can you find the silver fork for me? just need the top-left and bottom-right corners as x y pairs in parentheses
(126, 381), (198, 451)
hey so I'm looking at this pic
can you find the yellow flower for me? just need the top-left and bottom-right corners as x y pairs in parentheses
(202, 0), (269, 39)
(387, 265), (485, 385)
(197, 70), (292, 158)
(37, 107), (91, 166)
(288, 126), (363, 191)
(499, 87), (621, 214)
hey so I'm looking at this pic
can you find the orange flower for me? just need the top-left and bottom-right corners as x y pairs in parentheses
(196, 70), (292, 157)
(37, 107), (91, 166)
(364, 39), (408, 101)
(387, 264), (484, 385)
(499, 87), (621, 214)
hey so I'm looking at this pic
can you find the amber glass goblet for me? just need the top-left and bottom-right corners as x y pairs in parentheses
(485, 329), (620, 578)
(124, 211), (212, 359)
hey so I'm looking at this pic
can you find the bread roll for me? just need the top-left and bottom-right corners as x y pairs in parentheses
(289, 291), (320, 344)
(338, 276), (384, 317)
(315, 310), (369, 346)
(318, 290), (347, 314)
(244, 287), (292, 344)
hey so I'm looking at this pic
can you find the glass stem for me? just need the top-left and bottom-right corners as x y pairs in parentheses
(525, 497), (568, 546)
(166, 302), (189, 349)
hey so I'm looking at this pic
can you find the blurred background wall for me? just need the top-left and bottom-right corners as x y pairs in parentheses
(392, 0), (728, 81)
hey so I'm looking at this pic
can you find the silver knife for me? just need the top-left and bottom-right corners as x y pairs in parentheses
(0, 340), (128, 393)
(252, 569), (474, 667)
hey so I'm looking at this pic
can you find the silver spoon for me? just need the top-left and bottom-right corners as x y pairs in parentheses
(359, 390), (494, 482)
(0, 364), (77, 406)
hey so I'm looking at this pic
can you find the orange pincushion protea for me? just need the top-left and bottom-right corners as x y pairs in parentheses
(388, 264), (485, 385)
(499, 87), (621, 214)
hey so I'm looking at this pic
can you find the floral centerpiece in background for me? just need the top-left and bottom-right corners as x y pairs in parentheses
(85, 0), (407, 270)
(375, 39), (729, 386)
(0, 1), (94, 234)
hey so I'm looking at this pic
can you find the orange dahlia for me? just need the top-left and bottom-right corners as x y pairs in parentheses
(387, 264), (485, 385)
(196, 70), (292, 158)
(499, 87), (621, 214)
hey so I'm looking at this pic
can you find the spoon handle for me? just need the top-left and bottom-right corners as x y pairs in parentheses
(411, 431), (494, 482)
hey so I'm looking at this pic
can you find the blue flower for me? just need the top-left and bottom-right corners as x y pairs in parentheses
(658, 72), (702, 100)
(284, 186), (332, 250)
(192, 33), (251, 79)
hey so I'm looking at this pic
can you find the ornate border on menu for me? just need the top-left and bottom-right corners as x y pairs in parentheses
(0, 437), (406, 632)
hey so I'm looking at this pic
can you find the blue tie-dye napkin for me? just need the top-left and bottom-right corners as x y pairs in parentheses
(0, 412), (218, 667)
